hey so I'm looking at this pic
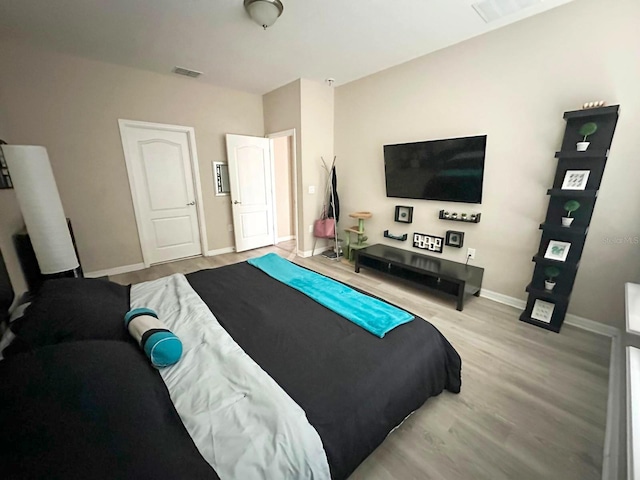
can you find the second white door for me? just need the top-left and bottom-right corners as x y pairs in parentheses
(120, 120), (203, 265)
(226, 134), (275, 252)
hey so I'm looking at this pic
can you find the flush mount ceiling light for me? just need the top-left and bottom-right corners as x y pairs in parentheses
(244, 0), (284, 29)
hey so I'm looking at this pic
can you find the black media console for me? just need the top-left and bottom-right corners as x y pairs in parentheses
(355, 244), (484, 311)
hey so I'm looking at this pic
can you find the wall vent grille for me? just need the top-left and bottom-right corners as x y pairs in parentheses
(472, 0), (542, 23)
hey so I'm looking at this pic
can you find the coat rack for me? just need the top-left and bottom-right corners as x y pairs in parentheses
(311, 156), (341, 259)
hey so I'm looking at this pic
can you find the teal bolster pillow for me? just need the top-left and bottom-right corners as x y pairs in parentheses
(124, 308), (182, 368)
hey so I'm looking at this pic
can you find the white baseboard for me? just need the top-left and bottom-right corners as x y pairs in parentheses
(205, 247), (235, 256)
(276, 235), (295, 243)
(85, 262), (146, 278)
(299, 249), (330, 258)
(565, 313), (620, 338)
(87, 248), (236, 277)
(479, 289), (526, 310)
(85, 247), (235, 277)
(299, 242), (332, 258)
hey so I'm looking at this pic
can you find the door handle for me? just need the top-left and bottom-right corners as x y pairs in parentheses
(233, 200), (242, 205)
(187, 201), (195, 206)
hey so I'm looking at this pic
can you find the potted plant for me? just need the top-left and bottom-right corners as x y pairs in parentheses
(562, 200), (580, 226)
(576, 122), (597, 151)
(461, 213), (468, 221)
(544, 266), (560, 292)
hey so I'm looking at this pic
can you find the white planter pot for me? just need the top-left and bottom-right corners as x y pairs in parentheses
(576, 141), (590, 151)
(544, 280), (556, 292)
(561, 217), (574, 227)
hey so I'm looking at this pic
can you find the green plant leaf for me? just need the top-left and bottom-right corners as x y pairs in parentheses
(579, 122), (598, 138)
(564, 200), (581, 213)
(544, 266), (560, 279)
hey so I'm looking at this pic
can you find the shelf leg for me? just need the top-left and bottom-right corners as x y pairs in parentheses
(456, 284), (464, 311)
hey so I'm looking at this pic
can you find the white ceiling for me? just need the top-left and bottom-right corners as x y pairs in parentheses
(0, 0), (575, 95)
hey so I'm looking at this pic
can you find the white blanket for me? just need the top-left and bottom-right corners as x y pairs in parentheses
(131, 274), (330, 480)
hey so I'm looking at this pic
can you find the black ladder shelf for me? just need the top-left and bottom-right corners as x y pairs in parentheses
(519, 105), (619, 332)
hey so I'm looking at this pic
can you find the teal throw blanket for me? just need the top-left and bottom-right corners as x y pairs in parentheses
(247, 253), (414, 338)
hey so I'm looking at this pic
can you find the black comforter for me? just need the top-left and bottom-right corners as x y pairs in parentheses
(0, 341), (218, 480)
(0, 260), (460, 480)
(187, 261), (461, 480)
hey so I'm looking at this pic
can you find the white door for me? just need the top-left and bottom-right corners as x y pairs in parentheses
(120, 120), (203, 265)
(226, 134), (274, 252)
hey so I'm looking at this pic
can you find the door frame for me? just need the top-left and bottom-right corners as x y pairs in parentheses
(267, 129), (299, 257)
(118, 119), (208, 267)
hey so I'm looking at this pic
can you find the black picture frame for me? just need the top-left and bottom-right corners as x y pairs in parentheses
(412, 232), (443, 253)
(445, 230), (465, 248)
(394, 206), (413, 223)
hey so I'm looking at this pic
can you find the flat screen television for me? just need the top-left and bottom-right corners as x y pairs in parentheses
(384, 135), (486, 204)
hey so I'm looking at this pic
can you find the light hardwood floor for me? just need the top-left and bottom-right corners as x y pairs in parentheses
(111, 246), (610, 480)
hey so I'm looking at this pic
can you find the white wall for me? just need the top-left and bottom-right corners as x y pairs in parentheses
(334, 0), (640, 329)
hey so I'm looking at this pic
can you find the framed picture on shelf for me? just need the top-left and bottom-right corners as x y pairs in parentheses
(561, 170), (590, 190)
(394, 206), (413, 223)
(531, 299), (555, 323)
(544, 240), (571, 262)
(413, 233), (443, 253)
(445, 230), (464, 248)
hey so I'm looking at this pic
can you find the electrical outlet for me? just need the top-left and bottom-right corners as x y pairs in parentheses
(309, 225), (313, 233)
(467, 248), (476, 260)
(227, 224), (233, 232)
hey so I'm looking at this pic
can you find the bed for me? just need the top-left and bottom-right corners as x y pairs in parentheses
(0, 251), (461, 479)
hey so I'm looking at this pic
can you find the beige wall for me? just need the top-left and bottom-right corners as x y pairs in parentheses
(263, 80), (303, 250)
(334, 0), (640, 329)
(0, 41), (264, 279)
(263, 79), (335, 254)
(300, 79), (335, 254)
(273, 136), (294, 239)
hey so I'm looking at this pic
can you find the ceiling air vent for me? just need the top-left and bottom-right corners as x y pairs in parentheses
(472, 0), (543, 23)
(173, 66), (203, 78)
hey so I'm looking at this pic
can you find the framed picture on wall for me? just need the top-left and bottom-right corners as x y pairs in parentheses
(445, 230), (464, 248)
(413, 233), (443, 253)
(394, 206), (413, 223)
(561, 170), (590, 190)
